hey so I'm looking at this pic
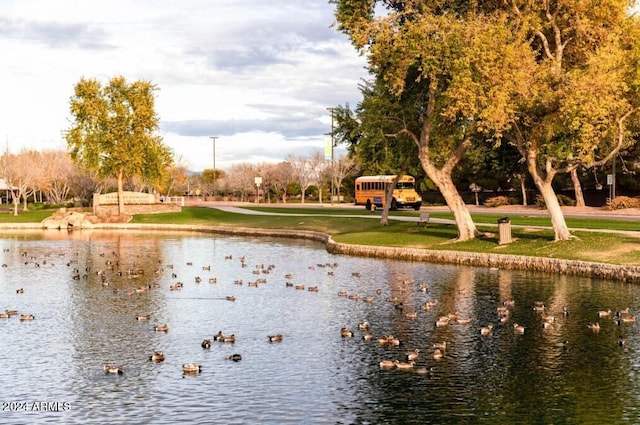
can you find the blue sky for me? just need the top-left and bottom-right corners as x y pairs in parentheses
(0, 0), (367, 171)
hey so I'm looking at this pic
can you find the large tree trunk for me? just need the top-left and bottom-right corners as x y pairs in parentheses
(422, 161), (478, 241)
(117, 168), (125, 216)
(528, 165), (571, 241)
(570, 168), (585, 208)
(380, 178), (399, 226)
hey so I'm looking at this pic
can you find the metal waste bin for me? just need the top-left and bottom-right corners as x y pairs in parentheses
(498, 217), (512, 245)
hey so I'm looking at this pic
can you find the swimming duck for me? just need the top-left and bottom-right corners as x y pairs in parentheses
(16, 288), (24, 294)
(268, 334), (283, 343)
(406, 349), (420, 361)
(513, 324), (525, 334)
(223, 334), (236, 343)
(182, 363), (202, 373)
(433, 341), (447, 351)
(587, 322), (601, 331)
(213, 331), (224, 341)
(394, 360), (415, 370)
(432, 349), (444, 360)
(363, 296), (375, 303)
(154, 324), (169, 332)
(358, 321), (370, 331)
(341, 328), (353, 338)
(379, 360), (396, 369)
(618, 336), (627, 347)
(19, 314), (35, 321)
(480, 324), (493, 335)
(226, 295), (236, 302)
(201, 339), (212, 349)
(598, 309), (612, 318)
(0, 312), (8, 319)
(136, 314), (151, 321)
(149, 351), (165, 362)
(227, 354), (242, 362)
(362, 333), (373, 341)
(104, 365), (123, 374)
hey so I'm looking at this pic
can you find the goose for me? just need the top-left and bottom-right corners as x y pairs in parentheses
(213, 331), (224, 341)
(182, 363), (202, 373)
(149, 351), (165, 362)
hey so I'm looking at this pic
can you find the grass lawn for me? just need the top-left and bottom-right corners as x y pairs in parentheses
(3, 206), (639, 266)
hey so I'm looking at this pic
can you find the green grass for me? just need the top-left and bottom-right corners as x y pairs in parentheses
(4, 206), (640, 266)
(0, 209), (54, 223)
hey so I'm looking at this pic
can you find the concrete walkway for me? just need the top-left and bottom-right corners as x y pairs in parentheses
(208, 204), (640, 237)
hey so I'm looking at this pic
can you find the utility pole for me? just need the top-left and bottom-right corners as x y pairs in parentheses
(326, 108), (335, 205)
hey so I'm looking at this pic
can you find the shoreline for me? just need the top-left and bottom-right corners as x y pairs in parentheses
(2, 221), (639, 283)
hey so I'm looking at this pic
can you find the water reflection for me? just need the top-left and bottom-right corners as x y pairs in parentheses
(0, 229), (638, 424)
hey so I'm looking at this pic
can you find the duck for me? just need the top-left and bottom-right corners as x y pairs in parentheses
(308, 286), (319, 292)
(201, 339), (212, 349)
(16, 288), (24, 294)
(136, 314), (151, 321)
(379, 360), (396, 369)
(394, 360), (415, 370)
(433, 341), (447, 351)
(618, 336), (627, 347)
(456, 317), (472, 325)
(621, 315), (636, 324)
(513, 324), (525, 334)
(226, 295), (236, 302)
(405, 311), (418, 319)
(154, 324), (169, 332)
(358, 321), (370, 331)
(406, 349), (420, 361)
(480, 324), (493, 335)
(149, 351), (165, 362)
(432, 349), (444, 360)
(587, 322), (601, 331)
(268, 334), (283, 343)
(104, 365), (123, 374)
(363, 296), (375, 303)
(223, 334), (236, 343)
(213, 331), (224, 341)
(341, 327), (353, 338)
(0, 312), (8, 319)
(182, 363), (202, 374)
(598, 309), (612, 318)
(362, 333), (373, 341)
(227, 354), (242, 362)
(19, 314), (35, 321)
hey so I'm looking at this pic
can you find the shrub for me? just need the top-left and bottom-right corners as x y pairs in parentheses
(535, 194), (576, 209)
(483, 196), (512, 207)
(606, 196), (640, 210)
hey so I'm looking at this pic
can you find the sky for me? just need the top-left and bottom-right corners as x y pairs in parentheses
(0, 0), (368, 172)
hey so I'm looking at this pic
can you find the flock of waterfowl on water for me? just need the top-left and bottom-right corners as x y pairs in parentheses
(1, 245), (636, 379)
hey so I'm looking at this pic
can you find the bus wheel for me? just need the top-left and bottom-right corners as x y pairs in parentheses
(365, 199), (372, 211)
(413, 203), (421, 211)
(390, 199), (398, 211)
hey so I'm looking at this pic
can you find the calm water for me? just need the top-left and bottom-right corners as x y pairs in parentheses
(0, 229), (639, 424)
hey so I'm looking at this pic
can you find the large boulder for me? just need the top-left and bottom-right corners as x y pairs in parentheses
(42, 210), (94, 230)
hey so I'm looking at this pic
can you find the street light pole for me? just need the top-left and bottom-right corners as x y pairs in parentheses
(210, 136), (218, 200)
(327, 107), (335, 205)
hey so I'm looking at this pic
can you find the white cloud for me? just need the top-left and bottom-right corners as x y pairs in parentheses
(0, 0), (367, 171)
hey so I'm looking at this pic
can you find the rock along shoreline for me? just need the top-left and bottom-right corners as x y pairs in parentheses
(2, 221), (639, 284)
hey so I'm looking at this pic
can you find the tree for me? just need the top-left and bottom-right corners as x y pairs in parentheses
(65, 76), (173, 216)
(287, 154), (314, 204)
(332, 154), (359, 203)
(308, 151), (329, 203)
(332, 4), (535, 240)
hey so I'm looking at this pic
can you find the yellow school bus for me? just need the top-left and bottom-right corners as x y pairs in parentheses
(354, 175), (422, 210)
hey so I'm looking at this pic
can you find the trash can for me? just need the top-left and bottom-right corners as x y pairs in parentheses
(498, 217), (512, 245)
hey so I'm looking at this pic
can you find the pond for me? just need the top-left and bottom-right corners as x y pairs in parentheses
(0, 229), (639, 424)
